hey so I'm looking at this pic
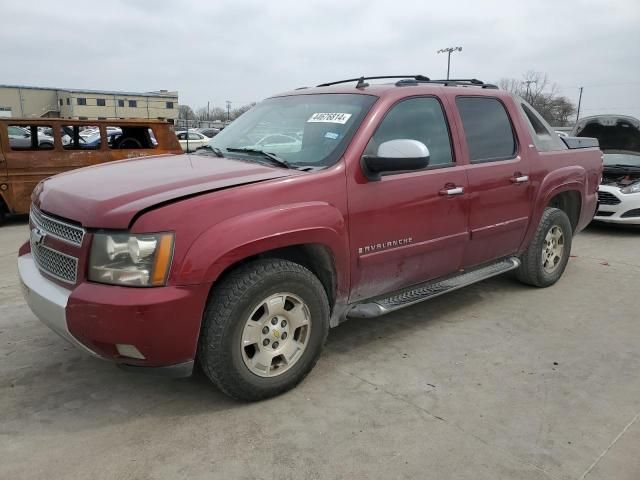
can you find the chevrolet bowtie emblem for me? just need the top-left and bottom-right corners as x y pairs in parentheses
(31, 227), (47, 246)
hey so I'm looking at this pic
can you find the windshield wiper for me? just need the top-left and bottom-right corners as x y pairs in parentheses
(226, 147), (292, 169)
(195, 145), (224, 157)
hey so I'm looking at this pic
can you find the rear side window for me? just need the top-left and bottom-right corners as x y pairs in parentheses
(61, 125), (101, 150)
(518, 100), (567, 152)
(106, 125), (157, 149)
(366, 97), (453, 166)
(7, 124), (55, 151)
(456, 97), (516, 162)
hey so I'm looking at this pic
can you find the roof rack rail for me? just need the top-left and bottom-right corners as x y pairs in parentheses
(396, 78), (498, 89)
(317, 75), (430, 88)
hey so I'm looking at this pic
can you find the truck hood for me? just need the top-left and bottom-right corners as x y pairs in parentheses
(34, 154), (298, 229)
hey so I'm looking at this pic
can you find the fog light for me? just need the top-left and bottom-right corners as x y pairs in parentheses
(116, 344), (146, 360)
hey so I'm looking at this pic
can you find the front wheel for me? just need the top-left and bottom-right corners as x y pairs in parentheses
(516, 207), (573, 287)
(198, 259), (330, 401)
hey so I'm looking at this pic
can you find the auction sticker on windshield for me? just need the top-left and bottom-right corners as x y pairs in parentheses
(307, 113), (352, 124)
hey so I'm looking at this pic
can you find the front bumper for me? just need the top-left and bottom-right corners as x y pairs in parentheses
(19, 254), (101, 358)
(594, 185), (640, 225)
(18, 253), (211, 375)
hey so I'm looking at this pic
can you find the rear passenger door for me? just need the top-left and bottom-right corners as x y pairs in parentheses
(454, 96), (533, 267)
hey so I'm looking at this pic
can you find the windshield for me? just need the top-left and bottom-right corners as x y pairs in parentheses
(603, 152), (640, 167)
(205, 94), (377, 168)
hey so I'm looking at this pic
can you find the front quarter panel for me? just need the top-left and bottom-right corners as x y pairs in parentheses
(180, 201), (348, 288)
(130, 165), (350, 295)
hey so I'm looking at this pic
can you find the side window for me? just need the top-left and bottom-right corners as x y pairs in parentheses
(519, 101), (567, 152)
(188, 132), (202, 140)
(61, 125), (101, 150)
(456, 97), (516, 162)
(8, 124), (54, 151)
(366, 97), (454, 166)
(106, 125), (156, 149)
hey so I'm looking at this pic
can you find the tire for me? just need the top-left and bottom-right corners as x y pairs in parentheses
(0, 199), (7, 226)
(516, 207), (573, 287)
(117, 137), (142, 149)
(198, 259), (330, 401)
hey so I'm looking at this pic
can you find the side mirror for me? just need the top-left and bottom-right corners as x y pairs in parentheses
(361, 139), (430, 181)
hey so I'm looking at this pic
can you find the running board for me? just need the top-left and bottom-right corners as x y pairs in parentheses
(347, 257), (520, 319)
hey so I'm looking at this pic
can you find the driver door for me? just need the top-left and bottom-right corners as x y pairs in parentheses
(347, 96), (470, 302)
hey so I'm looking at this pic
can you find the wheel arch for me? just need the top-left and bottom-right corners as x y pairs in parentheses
(520, 167), (587, 250)
(212, 243), (338, 311)
(176, 201), (349, 316)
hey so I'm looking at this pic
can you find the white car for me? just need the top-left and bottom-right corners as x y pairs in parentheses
(573, 115), (640, 225)
(595, 153), (640, 224)
(176, 130), (209, 152)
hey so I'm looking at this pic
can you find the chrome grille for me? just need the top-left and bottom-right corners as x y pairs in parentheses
(597, 191), (621, 206)
(30, 239), (78, 284)
(30, 205), (85, 246)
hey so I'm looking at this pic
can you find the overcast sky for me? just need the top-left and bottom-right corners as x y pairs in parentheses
(1, 0), (639, 120)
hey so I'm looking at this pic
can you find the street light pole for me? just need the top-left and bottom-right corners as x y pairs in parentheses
(437, 47), (462, 80)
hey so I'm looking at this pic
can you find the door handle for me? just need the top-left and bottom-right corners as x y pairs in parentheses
(439, 186), (464, 196)
(510, 174), (529, 184)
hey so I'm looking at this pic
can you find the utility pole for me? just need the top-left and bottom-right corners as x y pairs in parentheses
(207, 101), (210, 122)
(576, 87), (584, 123)
(437, 47), (462, 80)
(226, 101), (231, 122)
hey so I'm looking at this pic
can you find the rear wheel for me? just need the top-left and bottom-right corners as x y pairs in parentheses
(516, 207), (573, 287)
(198, 259), (329, 401)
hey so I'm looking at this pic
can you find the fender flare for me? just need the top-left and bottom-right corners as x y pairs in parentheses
(178, 201), (349, 293)
(520, 166), (586, 249)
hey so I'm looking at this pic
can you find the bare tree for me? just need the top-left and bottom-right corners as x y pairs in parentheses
(497, 71), (576, 126)
(178, 104), (195, 120)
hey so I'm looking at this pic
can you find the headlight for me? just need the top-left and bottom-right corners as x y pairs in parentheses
(620, 182), (640, 194)
(89, 232), (174, 286)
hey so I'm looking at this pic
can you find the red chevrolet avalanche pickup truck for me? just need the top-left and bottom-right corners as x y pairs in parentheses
(18, 76), (602, 401)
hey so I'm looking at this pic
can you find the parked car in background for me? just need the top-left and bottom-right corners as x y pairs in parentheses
(80, 126), (122, 139)
(573, 115), (640, 224)
(7, 125), (55, 149)
(176, 130), (209, 152)
(0, 119), (182, 221)
(197, 128), (220, 138)
(18, 76), (602, 401)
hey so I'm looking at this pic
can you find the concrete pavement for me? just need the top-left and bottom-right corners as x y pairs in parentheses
(1, 218), (638, 479)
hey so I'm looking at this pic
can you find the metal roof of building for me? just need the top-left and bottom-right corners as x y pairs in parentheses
(0, 84), (178, 98)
